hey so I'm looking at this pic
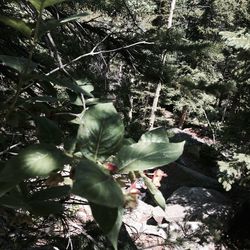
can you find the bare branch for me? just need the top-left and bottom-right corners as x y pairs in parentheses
(46, 41), (154, 76)
(202, 108), (216, 143)
(0, 142), (22, 156)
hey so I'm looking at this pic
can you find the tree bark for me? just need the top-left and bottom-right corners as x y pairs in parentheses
(128, 95), (133, 122)
(178, 105), (188, 129)
(168, 0), (176, 28)
(148, 0), (176, 130)
(149, 82), (162, 130)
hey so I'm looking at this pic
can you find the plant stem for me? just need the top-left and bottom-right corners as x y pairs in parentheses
(6, 6), (43, 119)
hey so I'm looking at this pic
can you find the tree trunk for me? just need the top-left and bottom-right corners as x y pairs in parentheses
(128, 95), (133, 122)
(168, 0), (176, 28)
(148, 0), (176, 130)
(149, 82), (162, 130)
(178, 105), (188, 129)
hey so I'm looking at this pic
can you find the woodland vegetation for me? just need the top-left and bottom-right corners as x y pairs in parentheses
(0, 0), (249, 249)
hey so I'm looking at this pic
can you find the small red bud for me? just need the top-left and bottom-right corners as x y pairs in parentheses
(104, 162), (118, 173)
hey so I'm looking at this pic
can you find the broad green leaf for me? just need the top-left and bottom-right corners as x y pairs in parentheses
(75, 78), (94, 96)
(90, 203), (118, 233)
(0, 186), (65, 215)
(67, 79), (94, 105)
(122, 138), (135, 146)
(39, 13), (88, 36)
(29, 0), (67, 11)
(28, 200), (64, 216)
(90, 203), (123, 250)
(0, 168), (25, 198)
(64, 137), (77, 155)
(43, 0), (67, 8)
(35, 74), (91, 96)
(0, 186), (29, 209)
(0, 55), (37, 73)
(115, 141), (185, 173)
(72, 159), (124, 208)
(0, 15), (32, 37)
(141, 172), (165, 210)
(76, 103), (124, 160)
(1, 144), (65, 179)
(0, 182), (21, 198)
(85, 98), (100, 106)
(107, 207), (123, 250)
(34, 116), (63, 145)
(68, 79), (94, 107)
(29, 0), (42, 10)
(139, 127), (169, 143)
(0, 193), (29, 210)
(30, 185), (70, 201)
(36, 79), (58, 96)
(69, 97), (96, 109)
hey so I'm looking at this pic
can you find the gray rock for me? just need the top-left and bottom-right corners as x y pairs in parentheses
(166, 187), (234, 230)
(167, 186), (230, 205)
(151, 128), (223, 200)
(124, 187), (233, 249)
(161, 163), (222, 198)
(123, 200), (167, 238)
(168, 128), (214, 146)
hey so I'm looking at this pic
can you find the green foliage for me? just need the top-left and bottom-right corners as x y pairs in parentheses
(39, 13), (89, 37)
(0, 186), (66, 216)
(0, 91), (182, 248)
(0, 144), (66, 198)
(4, 144), (65, 177)
(0, 0), (249, 248)
(28, 0), (67, 12)
(0, 15), (32, 37)
(218, 154), (250, 191)
(76, 103), (125, 160)
(71, 111), (183, 248)
(115, 140), (184, 173)
(139, 127), (170, 143)
(0, 55), (37, 73)
(90, 203), (123, 250)
(0, 101), (181, 248)
(140, 171), (166, 210)
(34, 116), (63, 145)
(106, 207), (123, 250)
(0, 189), (29, 210)
(72, 159), (124, 208)
(220, 30), (250, 50)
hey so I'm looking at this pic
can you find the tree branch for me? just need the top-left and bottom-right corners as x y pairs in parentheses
(46, 41), (154, 76)
(0, 142), (22, 156)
